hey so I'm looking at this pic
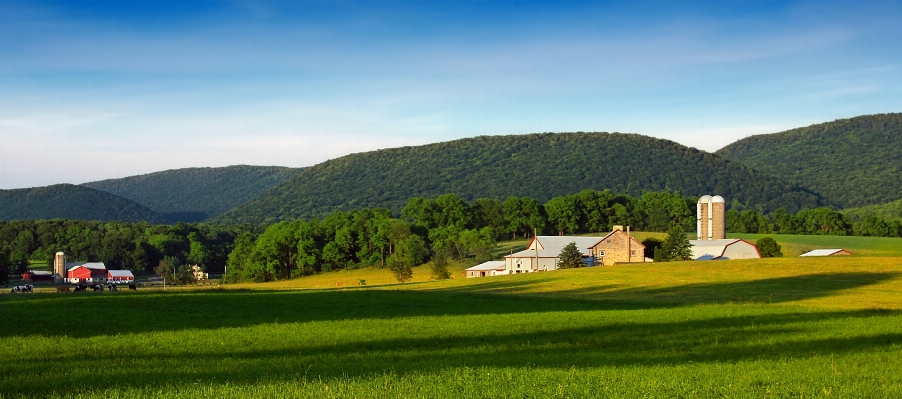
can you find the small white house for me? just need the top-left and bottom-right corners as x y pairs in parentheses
(465, 261), (507, 278)
(190, 264), (209, 280)
(689, 239), (761, 260)
(800, 249), (852, 257)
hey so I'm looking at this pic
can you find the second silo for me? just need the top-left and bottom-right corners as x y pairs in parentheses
(696, 195), (725, 240)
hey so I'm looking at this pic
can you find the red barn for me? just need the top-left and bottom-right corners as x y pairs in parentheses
(22, 270), (53, 281)
(107, 270), (135, 283)
(67, 263), (108, 284)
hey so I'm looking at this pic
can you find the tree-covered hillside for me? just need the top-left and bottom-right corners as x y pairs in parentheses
(716, 113), (902, 208)
(213, 132), (825, 224)
(83, 165), (303, 223)
(842, 199), (902, 223)
(0, 184), (166, 223)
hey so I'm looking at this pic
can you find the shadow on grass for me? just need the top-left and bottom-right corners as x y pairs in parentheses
(1, 272), (897, 340)
(4, 308), (901, 397)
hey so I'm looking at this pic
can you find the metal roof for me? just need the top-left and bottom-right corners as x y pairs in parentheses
(66, 262), (107, 271)
(465, 261), (506, 271)
(107, 270), (135, 277)
(506, 235), (605, 258)
(689, 239), (745, 260)
(800, 249), (850, 257)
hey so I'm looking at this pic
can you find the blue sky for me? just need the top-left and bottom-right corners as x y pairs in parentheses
(2, 0), (901, 189)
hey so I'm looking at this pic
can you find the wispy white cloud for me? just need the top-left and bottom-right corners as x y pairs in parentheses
(2, 1), (901, 189)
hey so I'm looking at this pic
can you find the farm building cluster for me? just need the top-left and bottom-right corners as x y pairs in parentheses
(19, 251), (210, 286)
(467, 225), (648, 278)
(466, 194), (854, 278)
(467, 195), (762, 278)
(47, 252), (135, 284)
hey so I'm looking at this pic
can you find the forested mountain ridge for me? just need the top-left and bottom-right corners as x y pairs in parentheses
(213, 132), (826, 224)
(83, 165), (303, 223)
(0, 184), (166, 223)
(716, 113), (902, 208)
(842, 199), (902, 223)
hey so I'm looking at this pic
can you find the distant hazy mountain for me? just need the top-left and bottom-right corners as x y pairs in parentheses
(213, 132), (826, 224)
(83, 165), (303, 223)
(716, 113), (902, 208)
(0, 184), (166, 223)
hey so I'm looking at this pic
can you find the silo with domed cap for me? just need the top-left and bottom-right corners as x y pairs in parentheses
(696, 195), (725, 240)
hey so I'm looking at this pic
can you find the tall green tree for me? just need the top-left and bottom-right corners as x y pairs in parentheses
(429, 241), (451, 280)
(186, 232), (210, 267)
(576, 189), (615, 233)
(226, 232), (256, 283)
(248, 222), (298, 281)
(857, 214), (891, 237)
(473, 198), (506, 239)
(660, 225), (693, 261)
(545, 195), (581, 235)
(638, 192), (693, 232)
(557, 242), (584, 269)
(387, 235), (428, 282)
(503, 196), (546, 239)
(756, 237), (783, 258)
(796, 208), (852, 235)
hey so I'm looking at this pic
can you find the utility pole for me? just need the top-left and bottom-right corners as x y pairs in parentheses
(626, 225), (631, 263)
(533, 228), (538, 272)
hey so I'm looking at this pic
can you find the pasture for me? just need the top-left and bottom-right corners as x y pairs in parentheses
(728, 233), (902, 257)
(3, 255), (902, 398)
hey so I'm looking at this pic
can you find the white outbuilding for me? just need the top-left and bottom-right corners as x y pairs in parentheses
(800, 249), (852, 257)
(689, 239), (761, 260)
(465, 261), (507, 278)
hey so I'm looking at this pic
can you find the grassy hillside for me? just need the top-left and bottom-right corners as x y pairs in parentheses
(231, 233), (899, 290)
(214, 132), (825, 224)
(729, 233), (902, 257)
(842, 198), (902, 222)
(0, 184), (165, 223)
(83, 165), (302, 223)
(3, 256), (901, 397)
(716, 113), (902, 208)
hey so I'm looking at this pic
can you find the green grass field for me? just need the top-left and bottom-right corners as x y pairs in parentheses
(3, 251), (902, 398)
(728, 233), (902, 257)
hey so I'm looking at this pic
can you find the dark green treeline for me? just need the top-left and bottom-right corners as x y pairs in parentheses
(2, 189), (900, 284)
(0, 220), (255, 277)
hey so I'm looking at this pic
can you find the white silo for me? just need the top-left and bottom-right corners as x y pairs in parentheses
(710, 195), (725, 240)
(697, 195), (726, 240)
(54, 251), (67, 283)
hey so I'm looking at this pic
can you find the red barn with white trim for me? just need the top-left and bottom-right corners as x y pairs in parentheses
(67, 263), (108, 284)
(107, 270), (135, 283)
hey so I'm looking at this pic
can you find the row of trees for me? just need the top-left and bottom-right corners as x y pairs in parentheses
(3, 189), (899, 285)
(0, 219), (255, 276)
(726, 207), (902, 237)
(225, 190), (701, 283)
(224, 207), (497, 283)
